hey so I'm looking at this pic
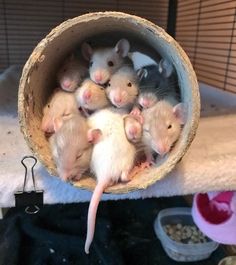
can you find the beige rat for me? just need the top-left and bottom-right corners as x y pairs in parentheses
(50, 113), (99, 182)
(75, 78), (111, 114)
(57, 54), (88, 92)
(106, 66), (139, 110)
(142, 100), (186, 161)
(41, 89), (79, 134)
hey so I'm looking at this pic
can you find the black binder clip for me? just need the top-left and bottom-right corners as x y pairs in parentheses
(14, 156), (44, 214)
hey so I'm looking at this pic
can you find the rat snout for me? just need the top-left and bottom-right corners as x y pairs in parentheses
(155, 142), (169, 156)
(114, 94), (122, 104)
(93, 71), (103, 84)
(83, 89), (91, 102)
(140, 97), (150, 108)
(62, 78), (71, 90)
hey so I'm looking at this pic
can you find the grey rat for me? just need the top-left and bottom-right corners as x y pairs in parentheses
(85, 108), (137, 254)
(57, 54), (88, 92)
(50, 113), (99, 182)
(136, 58), (179, 109)
(81, 39), (131, 85)
(142, 100), (187, 161)
(41, 89), (79, 134)
(106, 66), (139, 109)
(75, 78), (111, 114)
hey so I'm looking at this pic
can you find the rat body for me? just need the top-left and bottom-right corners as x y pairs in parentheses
(57, 54), (88, 92)
(50, 114), (97, 182)
(41, 89), (79, 134)
(142, 100), (186, 160)
(106, 66), (139, 109)
(81, 39), (131, 85)
(75, 78), (111, 113)
(85, 108), (137, 254)
(136, 59), (179, 109)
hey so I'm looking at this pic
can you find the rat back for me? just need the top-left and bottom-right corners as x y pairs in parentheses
(88, 108), (136, 182)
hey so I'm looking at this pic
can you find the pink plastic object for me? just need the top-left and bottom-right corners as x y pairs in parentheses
(192, 191), (236, 244)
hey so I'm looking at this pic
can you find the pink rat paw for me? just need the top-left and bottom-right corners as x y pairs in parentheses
(130, 108), (144, 124)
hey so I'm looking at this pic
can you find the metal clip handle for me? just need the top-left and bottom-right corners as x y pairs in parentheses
(21, 156), (37, 192)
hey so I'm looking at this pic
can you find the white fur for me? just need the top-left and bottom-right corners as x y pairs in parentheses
(88, 108), (136, 181)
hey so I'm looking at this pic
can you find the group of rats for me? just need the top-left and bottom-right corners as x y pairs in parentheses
(41, 38), (187, 254)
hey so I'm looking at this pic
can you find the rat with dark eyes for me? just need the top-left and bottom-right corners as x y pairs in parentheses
(81, 39), (132, 85)
(132, 58), (179, 115)
(75, 78), (111, 116)
(142, 100), (187, 163)
(105, 66), (139, 110)
(57, 54), (88, 92)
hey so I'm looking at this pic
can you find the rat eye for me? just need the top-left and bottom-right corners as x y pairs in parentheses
(89, 61), (93, 67)
(127, 82), (132, 87)
(108, 61), (114, 67)
(76, 154), (82, 160)
(107, 83), (111, 87)
(168, 124), (172, 129)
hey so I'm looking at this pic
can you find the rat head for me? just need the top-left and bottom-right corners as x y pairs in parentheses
(75, 79), (110, 111)
(124, 114), (143, 143)
(57, 54), (88, 92)
(106, 66), (139, 108)
(81, 39), (130, 85)
(142, 101), (186, 156)
(137, 59), (176, 108)
(50, 114), (100, 181)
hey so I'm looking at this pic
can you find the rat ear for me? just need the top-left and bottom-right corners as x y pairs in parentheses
(87, 129), (102, 144)
(136, 68), (148, 80)
(81, 42), (93, 61)
(115, 39), (130, 58)
(173, 103), (187, 125)
(53, 117), (63, 132)
(158, 59), (174, 78)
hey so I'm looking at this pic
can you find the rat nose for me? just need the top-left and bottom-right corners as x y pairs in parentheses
(114, 94), (122, 104)
(62, 79), (71, 89)
(141, 98), (150, 108)
(94, 72), (103, 83)
(83, 89), (91, 101)
(157, 143), (168, 156)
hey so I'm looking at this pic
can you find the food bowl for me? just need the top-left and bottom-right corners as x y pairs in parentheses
(154, 207), (219, 262)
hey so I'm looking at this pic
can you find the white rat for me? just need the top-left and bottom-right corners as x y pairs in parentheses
(106, 66), (139, 109)
(50, 114), (99, 182)
(57, 54), (88, 92)
(41, 89), (79, 134)
(85, 108), (137, 254)
(81, 39), (131, 85)
(142, 100), (186, 161)
(75, 78), (111, 114)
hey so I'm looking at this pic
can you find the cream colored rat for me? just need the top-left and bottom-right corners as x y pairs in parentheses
(81, 39), (131, 85)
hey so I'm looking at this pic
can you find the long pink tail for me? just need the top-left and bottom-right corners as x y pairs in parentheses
(84, 181), (108, 254)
